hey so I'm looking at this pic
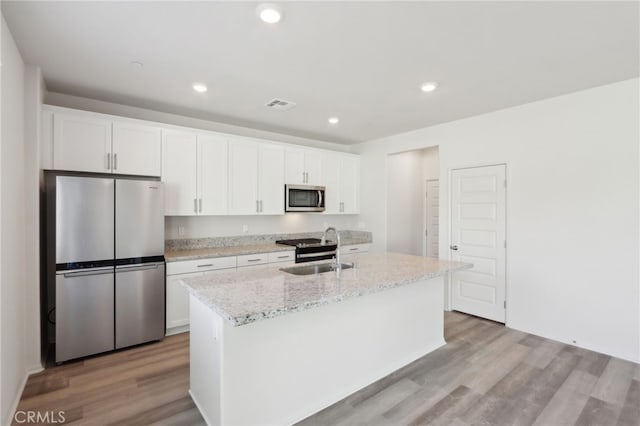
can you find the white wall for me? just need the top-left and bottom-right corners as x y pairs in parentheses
(354, 78), (640, 363)
(24, 66), (44, 371)
(1, 15), (27, 425)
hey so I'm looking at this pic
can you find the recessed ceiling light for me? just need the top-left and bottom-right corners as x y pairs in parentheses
(421, 82), (438, 92)
(328, 117), (339, 125)
(192, 83), (208, 93)
(257, 3), (282, 24)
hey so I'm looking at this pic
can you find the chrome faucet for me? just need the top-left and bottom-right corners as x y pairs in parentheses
(322, 227), (341, 267)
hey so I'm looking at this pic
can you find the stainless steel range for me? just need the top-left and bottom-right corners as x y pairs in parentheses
(275, 238), (338, 263)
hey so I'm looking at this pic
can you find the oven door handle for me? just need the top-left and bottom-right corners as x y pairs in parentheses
(318, 190), (323, 208)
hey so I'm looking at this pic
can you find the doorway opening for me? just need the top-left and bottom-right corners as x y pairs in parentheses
(386, 146), (439, 256)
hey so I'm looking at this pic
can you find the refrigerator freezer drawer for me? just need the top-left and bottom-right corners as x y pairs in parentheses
(115, 262), (165, 349)
(56, 268), (115, 362)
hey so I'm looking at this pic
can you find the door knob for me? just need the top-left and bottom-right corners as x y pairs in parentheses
(450, 245), (459, 251)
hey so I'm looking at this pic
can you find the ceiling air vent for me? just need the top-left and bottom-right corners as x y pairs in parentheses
(265, 98), (296, 111)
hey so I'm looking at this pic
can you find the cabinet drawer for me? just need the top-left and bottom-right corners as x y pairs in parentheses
(237, 253), (269, 268)
(166, 256), (237, 275)
(268, 251), (295, 263)
(342, 244), (370, 254)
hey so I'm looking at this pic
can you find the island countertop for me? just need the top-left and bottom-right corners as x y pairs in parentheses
(180, 252), (472, 327)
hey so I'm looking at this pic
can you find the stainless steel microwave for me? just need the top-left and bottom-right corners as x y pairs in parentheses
(285, 184), (325, 212)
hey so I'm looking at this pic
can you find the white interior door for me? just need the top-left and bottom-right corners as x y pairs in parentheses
(450, 165), (506, 323)
(425, 180), (439, 258)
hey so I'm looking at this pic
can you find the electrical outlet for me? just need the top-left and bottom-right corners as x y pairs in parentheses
(242, 225), (249, 233)
(178, 225), (185, 237)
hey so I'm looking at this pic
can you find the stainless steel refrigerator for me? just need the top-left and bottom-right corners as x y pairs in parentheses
(45, 173), (165, 363)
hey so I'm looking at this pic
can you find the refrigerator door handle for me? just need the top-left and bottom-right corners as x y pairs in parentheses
(58, 267), (114, 278)
(116, 263), (162, 272)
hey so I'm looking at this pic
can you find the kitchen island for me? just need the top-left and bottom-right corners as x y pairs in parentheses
(181, 252), (471, 426)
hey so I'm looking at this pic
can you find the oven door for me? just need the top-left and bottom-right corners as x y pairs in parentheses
(285, 185), (325, 212)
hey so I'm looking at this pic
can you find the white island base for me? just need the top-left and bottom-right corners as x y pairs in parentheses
(188, 275), (445, 426)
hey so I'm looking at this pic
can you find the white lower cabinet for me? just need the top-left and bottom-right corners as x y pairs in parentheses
(165, 250), (294, 335)
(165, 256), (236, 335)
(341, 243), (370, 262)
(166, 271), (202, 334)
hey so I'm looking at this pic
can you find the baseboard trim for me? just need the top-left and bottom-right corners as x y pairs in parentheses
(3, 364), (42, 425)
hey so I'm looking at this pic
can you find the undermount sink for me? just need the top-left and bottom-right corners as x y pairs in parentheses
(280, 262), (354, 276)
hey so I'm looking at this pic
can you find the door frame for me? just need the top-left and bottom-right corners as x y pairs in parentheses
(447, 162), (509, 325)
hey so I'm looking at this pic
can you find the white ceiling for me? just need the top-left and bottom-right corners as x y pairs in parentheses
(2, 1), (638, 144)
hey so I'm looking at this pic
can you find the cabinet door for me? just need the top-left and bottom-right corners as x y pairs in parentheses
(162, 131), (198, 215)
(258, 144), (285, 215)
(285, 147), (305, 184)
(112, 122), (162, 176)
(321, 151), (341, 214)
(198, 134), (228, 215)
(304, 150), (323, 186)
(228, 138), (259, 215)
(53, 113), (112, 173)
(166, 272), (202, 332)
(340, 155), (360, 214)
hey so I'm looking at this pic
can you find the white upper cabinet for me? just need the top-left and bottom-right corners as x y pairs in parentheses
(322, 152), (341, 214)
(50, 108), (161, 176)
(162, 131), (198, 215)
(112, 122), (162, 176)
(44, 105), (359, 218)
(228, 138), (260, 215)
(259, 144), (285, 215)
(285, 147), (323, 186)
(198, 134), (228, 216)
(339, 154), (360, 214)
(321, 152), (360, 214)
(228, 138), (284, 215)
(162, 131), (228, 216)
(53, 113), (112, 173)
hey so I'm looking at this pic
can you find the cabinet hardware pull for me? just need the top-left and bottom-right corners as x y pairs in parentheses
(247, 258), (262, 262)
(199, 198), (202, 213)
(302, 172), (306, 183)
(106, 153), (111, 170)
(113, 153), (118, 170)
(197, 264), (214, 268)
(256, 200), (259, 213)
(194, 199), (198, 213)
(277, 255), (289, 259)
(259, 200), (263, 212)
(349, 247), (358, 251)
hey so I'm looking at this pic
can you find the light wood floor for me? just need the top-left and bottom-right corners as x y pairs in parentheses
(14, 312), (639, 425)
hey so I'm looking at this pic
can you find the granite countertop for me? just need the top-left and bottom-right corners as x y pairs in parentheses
(165, 238), (372, 262)
(180, 252), (472, 327)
